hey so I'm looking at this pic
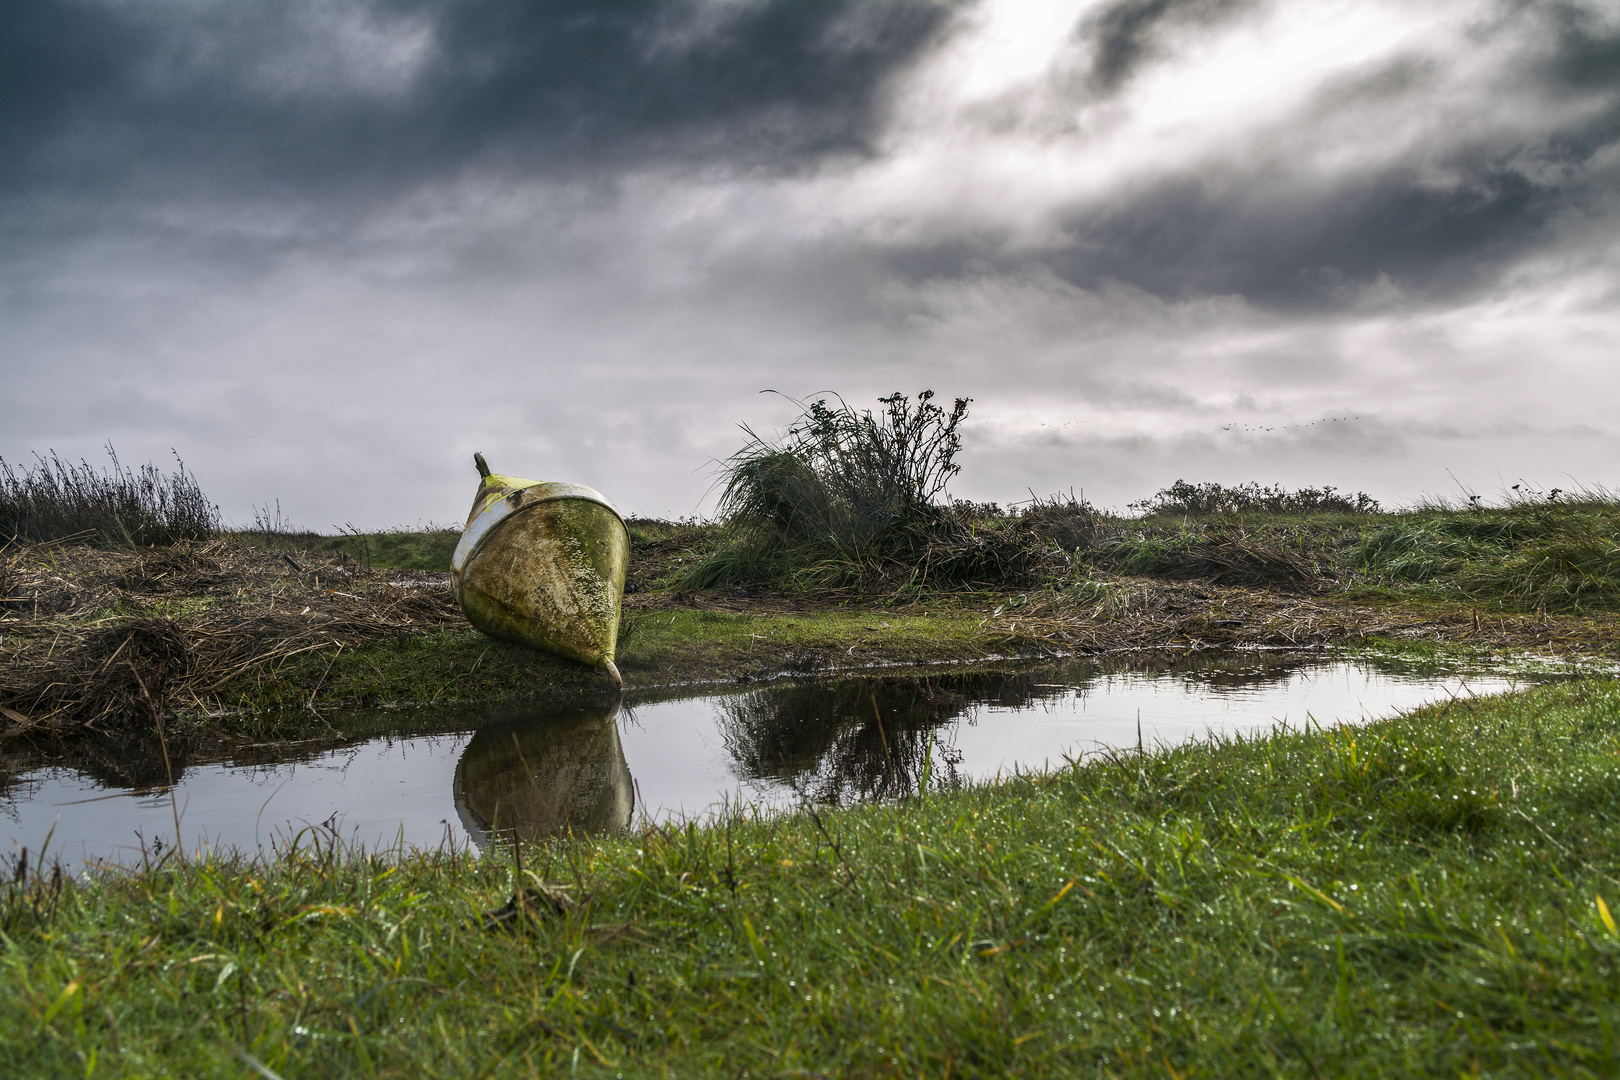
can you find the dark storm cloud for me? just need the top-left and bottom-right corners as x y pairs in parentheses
(1547, 0), (1620, 90)
(879, 156), (1589, 309)
(1081, 0), (1252, 93)
(1044, 157), (1571, 305)
(0, 0), (952, 203)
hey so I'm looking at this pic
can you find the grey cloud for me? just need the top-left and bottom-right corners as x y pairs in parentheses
(1080, 0), (1253, 93)
(0, 0), (952, 206)
(1546, 1), (1620, 91)
(1047, 159), (1569, 306)
(879, 3), (1620, 311)
(3, 0), (1617, 525)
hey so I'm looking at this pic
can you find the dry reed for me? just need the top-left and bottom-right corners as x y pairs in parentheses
(0, 537), (459, 740)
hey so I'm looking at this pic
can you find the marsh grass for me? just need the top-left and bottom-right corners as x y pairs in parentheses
(1092, 526), (1330, 589)
(237, 504), (460, 572)
(1354, 500), (1620, 611)
(0, 445), (218, 547)
(1082, 490), (1620, 613)
(6, 678), (1620, 1076)
(0, 538), (462, 742)
(1087, 482), (1387, 592)
(690, 433), (1396, 597)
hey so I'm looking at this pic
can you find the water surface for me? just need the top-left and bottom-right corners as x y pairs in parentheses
(1, 653), (1562, 870)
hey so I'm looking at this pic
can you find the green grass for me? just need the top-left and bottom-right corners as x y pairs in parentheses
(233, 528), (461, 571)
(316, 530), (461, 571)
(1090, 502), (1620, 613)
(1353, 506), (1620, 612)
(217, 608), (1013, 715)
(8, 677), (1620, 1076)
(1356, 517), (1515, 581)
(683, 499), (1620, 607)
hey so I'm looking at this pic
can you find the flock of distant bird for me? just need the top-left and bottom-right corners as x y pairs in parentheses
(1220, 415), (1362, 433)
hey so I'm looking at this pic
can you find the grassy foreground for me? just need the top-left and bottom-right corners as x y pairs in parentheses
(7, 678), (1620, 1077)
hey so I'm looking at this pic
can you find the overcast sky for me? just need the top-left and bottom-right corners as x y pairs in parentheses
(4, 0), (1617, 528)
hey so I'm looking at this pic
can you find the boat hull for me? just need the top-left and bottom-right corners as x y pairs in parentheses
(451, 475), (629, 669)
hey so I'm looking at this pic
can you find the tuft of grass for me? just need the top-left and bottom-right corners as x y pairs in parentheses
(6, 679), (1620, 1075)
(0, 445), (219, 547)
(1011, 492), (1100, 553)
(1460, 530), (1620, 612)
(1354, 514), (1523, 582)
(1355, 504), (1620, 611)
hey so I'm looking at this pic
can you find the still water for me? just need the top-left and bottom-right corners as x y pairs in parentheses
(2, 653), (1562, 870)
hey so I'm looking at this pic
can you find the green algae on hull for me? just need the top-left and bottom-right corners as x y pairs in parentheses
(449, 459), (629, 678)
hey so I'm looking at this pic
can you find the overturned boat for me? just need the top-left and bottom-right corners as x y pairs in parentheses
(451, 453), (629, 685)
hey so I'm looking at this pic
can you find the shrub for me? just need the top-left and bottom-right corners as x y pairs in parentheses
(688, 391), (1053, 590)
(1131, 480), (1379, 516)
(716, 390), (970, 546)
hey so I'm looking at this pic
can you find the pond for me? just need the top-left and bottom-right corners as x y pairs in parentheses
(2, 652), (1570, 871)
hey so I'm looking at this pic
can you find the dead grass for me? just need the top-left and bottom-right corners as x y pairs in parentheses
(0, 537), (459, 741)
(622, 520), (722, 596)
(985, 574), (1620, 658)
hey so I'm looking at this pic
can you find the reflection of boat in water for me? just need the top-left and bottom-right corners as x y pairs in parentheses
(451, 453), (629, 684)
(452, 702), (634, 846)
